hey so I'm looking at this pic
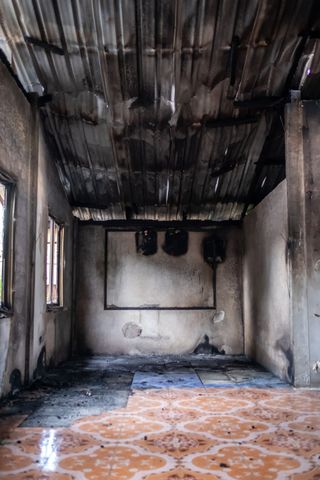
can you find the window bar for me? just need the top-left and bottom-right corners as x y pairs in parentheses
(50, 218), (54, 304)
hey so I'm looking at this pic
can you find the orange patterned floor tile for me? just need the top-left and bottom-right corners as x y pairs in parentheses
(127, 396), (166, 411)
(76, 414), (167, 440)
(202, 387), (287, 401)
(240, 405), (298, 422)
(0, 446), (33, 471)
(59, 445), (167, 480)
(3, 429), (95, 456)
(192, 445), (302, 479)
(144, 466), (219, 479)
(3, 470), (74, 479)
(255, 428), (320, 458)
(142, 408), (201, 424)
(0, 386), (320, 479)
(137, 430), (214, 458)
(291, 465), (320, 479)
(176, 395), (253, 414)
(184, 414), (269, 440)
(262, 393), (320, 413)
(288, 415), (320, 433)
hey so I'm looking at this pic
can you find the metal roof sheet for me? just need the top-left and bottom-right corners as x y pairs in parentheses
(1, 0), (320, 221)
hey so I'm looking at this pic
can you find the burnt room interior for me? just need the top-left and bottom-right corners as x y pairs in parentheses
(0, 1), (320, 479)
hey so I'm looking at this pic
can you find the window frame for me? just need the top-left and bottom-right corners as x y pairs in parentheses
(46, 214), (64, 310)
(0, 174), (16, 316)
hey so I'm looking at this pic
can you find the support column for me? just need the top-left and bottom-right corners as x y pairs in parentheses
(25, 95), (39, 384)
(285, 99), (320, 387)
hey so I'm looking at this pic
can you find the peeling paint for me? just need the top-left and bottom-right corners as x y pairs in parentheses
(212, 311), (225, 324)
(122, 323), (142, 339)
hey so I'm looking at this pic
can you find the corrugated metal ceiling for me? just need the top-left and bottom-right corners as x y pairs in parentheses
(1, 0), (320, 221)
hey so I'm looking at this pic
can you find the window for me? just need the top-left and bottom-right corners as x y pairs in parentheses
(0, 177), (15, 313)
(46, 216), (64, 307)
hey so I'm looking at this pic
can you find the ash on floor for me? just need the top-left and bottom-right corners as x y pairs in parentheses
(0, 355), (287, 428)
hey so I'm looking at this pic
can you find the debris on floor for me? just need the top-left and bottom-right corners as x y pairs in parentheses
(0, 355), (286, 428)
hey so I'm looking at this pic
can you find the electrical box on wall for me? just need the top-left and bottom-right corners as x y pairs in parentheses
(203, 235), (226, 309)
(162, 229), (188, 256)
(203, 235), (225, 266)
(135, 229), (157, 256)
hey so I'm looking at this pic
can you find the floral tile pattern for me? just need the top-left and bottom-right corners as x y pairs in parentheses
(146, 467), (219, 479)
(2, 471), (73, 479)
(184, 414), (269, 440)
(192, 445), (301, 479)
(0, 387), (320, 479)
(60, 445), (167, 480)
(137, 431), (215, 458)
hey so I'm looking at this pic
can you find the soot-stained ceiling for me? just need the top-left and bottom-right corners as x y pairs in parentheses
(1, 0), (320, 221)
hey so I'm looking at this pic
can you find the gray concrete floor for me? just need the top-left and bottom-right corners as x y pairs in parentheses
(0, 355), (288, 428)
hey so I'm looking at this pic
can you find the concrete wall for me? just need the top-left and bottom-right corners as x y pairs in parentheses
(243, 180), (291, 382)
(31, 124), (74, 375)
(0, 62), (33, 397)
(76, 226), (243, 355)
(285, 101), (320, 387)
(106, 232), (214, 308)
(0, 62), (74, 398)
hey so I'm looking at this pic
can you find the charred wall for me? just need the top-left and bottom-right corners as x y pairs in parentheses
(0, 61), (32, 397)
(75, 226), (243, 355)
(31, 124), (75, 374)
(0, 61), (74, 398)
(243, 180), (291, 382)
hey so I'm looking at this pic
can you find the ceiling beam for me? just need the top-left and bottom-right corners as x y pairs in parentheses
(78, 219), (241, 230)
(24, 36), (64, 56)
(204, 116), (258, 128)
(0, 48), (29, 100)
(234, 97), (284, 110)
(255, 157), (285, 166)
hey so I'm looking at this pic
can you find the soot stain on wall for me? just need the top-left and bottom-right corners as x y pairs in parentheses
(193, 335), (225, 355)
(33, 346), (46, 379)
(77, 227), (244, 355)
(9, 369), (22, 395)
(275, 336), (294, 383)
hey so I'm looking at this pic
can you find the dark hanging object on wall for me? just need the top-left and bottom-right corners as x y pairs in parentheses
(135, 229), (157, 256)
(162, 229), (188, 256)
(203, 235), (226, 309)
(203, 235), (226, 266)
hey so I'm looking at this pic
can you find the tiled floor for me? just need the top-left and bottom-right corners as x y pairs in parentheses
(0, 357), (319, 479)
